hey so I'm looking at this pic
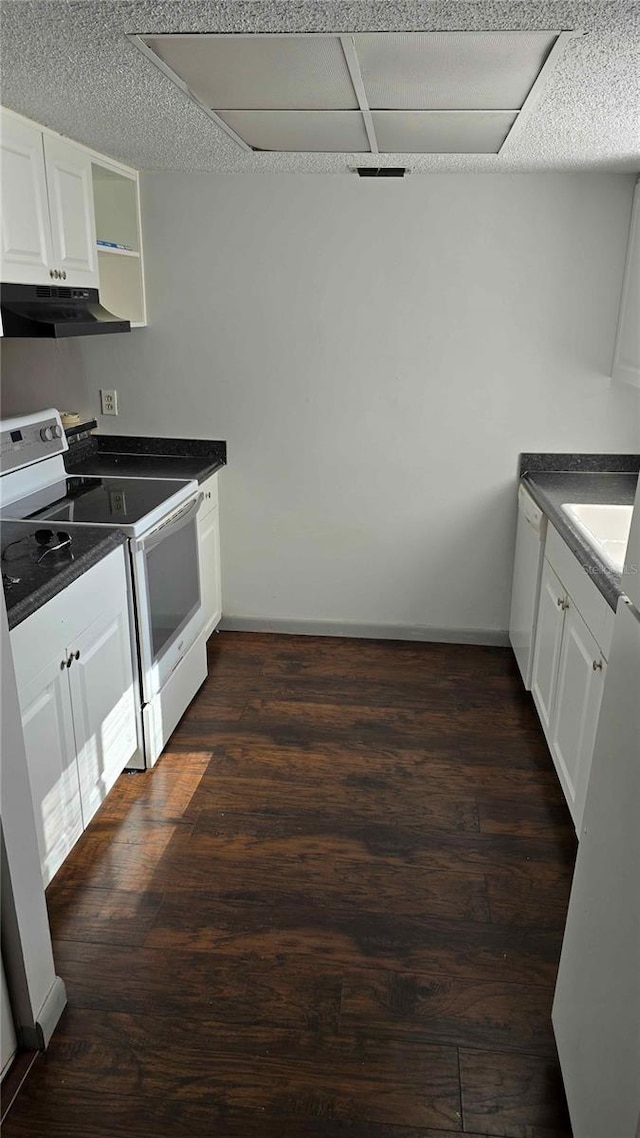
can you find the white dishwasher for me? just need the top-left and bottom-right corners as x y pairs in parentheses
(509, 483), (547, 689)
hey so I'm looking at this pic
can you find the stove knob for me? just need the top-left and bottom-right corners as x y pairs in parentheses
(40, 427), (52, 441)
(52, 424), (62, 439)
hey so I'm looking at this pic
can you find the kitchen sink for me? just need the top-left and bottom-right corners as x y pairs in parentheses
(561, 502), (633, 574)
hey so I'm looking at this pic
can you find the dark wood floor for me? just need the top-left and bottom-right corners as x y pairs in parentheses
(5, 632), (576, 1137)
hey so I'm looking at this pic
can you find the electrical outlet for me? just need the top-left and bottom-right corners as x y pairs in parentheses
(100, 389), (118, 416)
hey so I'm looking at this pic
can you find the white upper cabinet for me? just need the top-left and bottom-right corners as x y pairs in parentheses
(0, 108), (99, 287)
(2, 109), (152, 295)
(612, 180), (640, 390)
(0, 111), (53, 284)
(2, 106), (147, 323)
(43, 132), (98, 286)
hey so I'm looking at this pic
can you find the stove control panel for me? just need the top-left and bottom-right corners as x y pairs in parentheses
(0, 409), (68, 475)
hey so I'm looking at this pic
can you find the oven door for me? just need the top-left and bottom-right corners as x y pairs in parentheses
(131, 492), (204, 701)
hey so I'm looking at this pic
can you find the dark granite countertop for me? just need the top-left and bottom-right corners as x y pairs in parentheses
(521, 468), (639, 611)
(65, 433), (226, 484)
(2, 520), (127, 630)
(520, 453), (639, 475)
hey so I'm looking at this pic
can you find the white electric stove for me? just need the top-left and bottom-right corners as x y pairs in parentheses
(1, 409), (208, 766)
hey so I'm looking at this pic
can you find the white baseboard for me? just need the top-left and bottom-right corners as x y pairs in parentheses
(219, 616), (509, 647)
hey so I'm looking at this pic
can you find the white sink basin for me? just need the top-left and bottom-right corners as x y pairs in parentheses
(561, 502), (633, 574)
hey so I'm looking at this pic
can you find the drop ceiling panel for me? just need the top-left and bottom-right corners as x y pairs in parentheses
(372, 111), (518, 154)
(355, 32), (558, 110)
(217, 111), (370, 152)
(141, 35), (358, 110)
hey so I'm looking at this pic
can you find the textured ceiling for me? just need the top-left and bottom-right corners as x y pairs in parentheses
(0, 1), (639, 173)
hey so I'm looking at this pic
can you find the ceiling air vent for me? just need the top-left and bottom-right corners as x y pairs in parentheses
(131, 31), (575, 156)
(356, 167), (408, 177)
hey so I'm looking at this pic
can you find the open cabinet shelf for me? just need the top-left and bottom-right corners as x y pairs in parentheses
(92, 160), (146, 326)
(96, 245), (140, 258)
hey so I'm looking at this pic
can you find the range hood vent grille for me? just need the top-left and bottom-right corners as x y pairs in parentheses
(35, 285), (73, 299)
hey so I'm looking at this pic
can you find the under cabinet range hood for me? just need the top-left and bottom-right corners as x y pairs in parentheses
(0, 284), (130, 337)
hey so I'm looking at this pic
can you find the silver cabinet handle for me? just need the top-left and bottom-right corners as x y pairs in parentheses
(593, 659), (603, 671)
(74, 650), (80, 661)
(66, 655), (73, 668)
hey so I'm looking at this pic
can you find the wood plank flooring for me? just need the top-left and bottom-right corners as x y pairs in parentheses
(4, 632), (576, 1137)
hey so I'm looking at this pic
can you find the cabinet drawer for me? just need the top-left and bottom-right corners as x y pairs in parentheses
(11, 545), (128, 690)
(200, 471), (219, 518)
(545, 525), (615, 659)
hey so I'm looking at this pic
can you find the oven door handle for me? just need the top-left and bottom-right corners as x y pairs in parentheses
(134, 493), (203, 554)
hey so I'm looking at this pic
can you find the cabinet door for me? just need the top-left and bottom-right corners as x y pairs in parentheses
(43, 133), (98, 287)
(198, 504), (222, 639)
(0, 111), (53, 284)
(551, 604), (607, 829)
(531, 559), (566, 738)
(68, 603), (137, 827)
(17, 652), (82, 887)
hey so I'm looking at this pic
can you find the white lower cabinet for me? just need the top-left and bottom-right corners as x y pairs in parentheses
(17, 647), (82, 886)
(551, 604), (606, 828)
(531, 560), (566, 737)
(198, 471), (222, 639)
(531, 529), (612, 833)
(67, 604), (138, 828)
(10, 547), (138, 886)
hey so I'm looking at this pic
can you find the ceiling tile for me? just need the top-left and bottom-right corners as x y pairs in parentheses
(142, 34), (358, 110)
(217, 111), (370, 152)
(372, 111), (518, 153)
(355, 32), (558, 110)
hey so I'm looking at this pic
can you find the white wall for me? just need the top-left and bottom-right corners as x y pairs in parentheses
(2, 173), (639, 638)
